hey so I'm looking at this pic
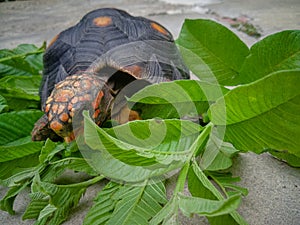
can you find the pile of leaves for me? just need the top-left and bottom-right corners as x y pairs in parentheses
(0, 19), (299, 225)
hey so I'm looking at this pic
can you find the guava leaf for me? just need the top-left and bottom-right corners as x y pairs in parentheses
(0, 110), (43, 145)
(32, 178), (87, 225)
(178, 193), (241, 217)
(0, 44), (44, 78)
(128, 80), (228, 119)
(268, 150), (300, 167)
(189, 162), (248, 225)
(176, 19), (249, 86)
(0, 95), (8, 113)
(199, 132), (240, 171)
(240, 30), (300, 83)
(83, 182), (121, 225)
(0, 75), (41, 110)
(209, 70), (300, 157)
(0, 138), (43, 162)
(82, 112), (202, 183)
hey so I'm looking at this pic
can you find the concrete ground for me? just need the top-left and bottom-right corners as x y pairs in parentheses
(0, 0), (299, 224)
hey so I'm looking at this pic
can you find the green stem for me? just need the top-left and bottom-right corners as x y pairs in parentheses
(50, 157), (85, 165)
(174, 122), (213, 194)
(174, 162), (190, 194)
(0, 49), (44, 63)
(56, 175), (105, 188)
(208, 172), (228, 198)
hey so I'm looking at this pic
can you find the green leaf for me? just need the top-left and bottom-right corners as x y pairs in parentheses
(33, 178), (87, 225)
(0, 166), (37, 187)
(128, 80), (228, 119)
(0, 110), (43, 145)
(188, 166), (217, 200)
(0, 183), (29, 215)
(149, 197), (179, 225)
(83, 111), (202, 183)
(209, 70), (300, 156)
(0, 153), (39, 180)
(0, 75), (41, 110)
(0, 95), (8, 113)
(106, 181), (167, 225)
(38, 139), (64, 163)
(268, 150), (300, 167)
(0, 138), (43, 162)
(84, 182), (121, 225)
(240, 30), (300, 83)
(22, 192), (49, 220)
(208, 172), (249, 197)
(189, 162), (248, 225)
(0, 44), (44, 78)
(176, 19), (249, 86)
(200, 132), (240, 171)
(178, 193), (241, 217)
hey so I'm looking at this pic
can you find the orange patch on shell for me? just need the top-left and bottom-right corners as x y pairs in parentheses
(150, 22), (168, 36)
(50, 121), (63, 131)
(93, 16), (112, 27)
(48, 33), (59, 48)
(122, 65), (142, 78)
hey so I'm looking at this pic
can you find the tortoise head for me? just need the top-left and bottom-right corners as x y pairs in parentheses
(33, 73), (114, 142)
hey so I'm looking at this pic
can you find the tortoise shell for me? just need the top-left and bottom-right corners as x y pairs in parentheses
(33, 8), (190, 142)
(40, 8), (189, 109)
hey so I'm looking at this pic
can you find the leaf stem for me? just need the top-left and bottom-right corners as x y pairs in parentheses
(174, 122), (213, 194)
(0, 49), (44, 63)
(207, 172), (228, 198)
(55, 175), (105, 188)
(174, 162), (190, 194)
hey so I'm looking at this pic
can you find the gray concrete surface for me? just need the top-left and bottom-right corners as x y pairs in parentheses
(0, 0), (300, 224)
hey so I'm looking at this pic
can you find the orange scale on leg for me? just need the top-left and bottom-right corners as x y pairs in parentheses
(93, 109), (101, 119)
(92, 91), (104, 109)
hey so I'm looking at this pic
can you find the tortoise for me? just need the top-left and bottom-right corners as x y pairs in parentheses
(32, 8), (190, 142)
